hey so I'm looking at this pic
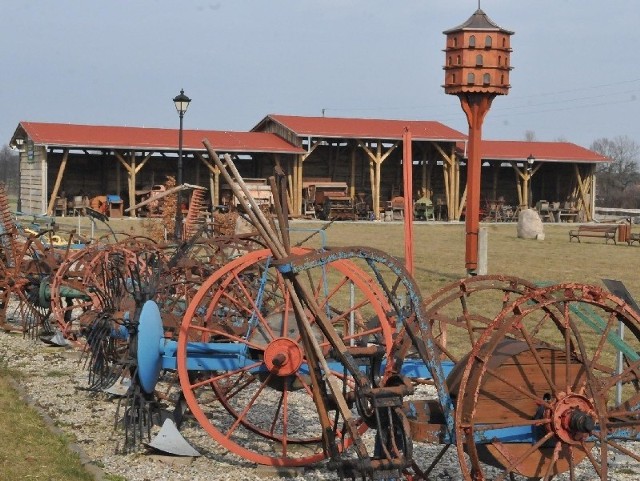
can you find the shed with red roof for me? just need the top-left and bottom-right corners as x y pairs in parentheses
(10, 121), (304, 216)
(8, 117), (608, 222)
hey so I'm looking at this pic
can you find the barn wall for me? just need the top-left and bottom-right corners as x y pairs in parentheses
(19, 145), (47, 214)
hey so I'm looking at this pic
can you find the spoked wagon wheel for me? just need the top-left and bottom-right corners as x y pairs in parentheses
(177, 247), (395, 466)
(390, 275), (537, 479)
(454, 283), (640, 481)
(422, 275), (537, 363)
(153, 234), (265, 337)
(50, 244), (105, 337)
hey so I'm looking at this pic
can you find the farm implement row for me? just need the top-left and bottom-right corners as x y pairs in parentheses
(0, 147), (639, 481)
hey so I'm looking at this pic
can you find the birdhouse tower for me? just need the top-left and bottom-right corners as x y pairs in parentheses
(443, 8), (513, 96)
(442, 8), (514, 275)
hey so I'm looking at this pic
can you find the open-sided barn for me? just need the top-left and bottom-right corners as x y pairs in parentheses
(8, 115), (608, 221)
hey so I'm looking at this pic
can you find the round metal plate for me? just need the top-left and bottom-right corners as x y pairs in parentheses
(137, 300), (164, 394)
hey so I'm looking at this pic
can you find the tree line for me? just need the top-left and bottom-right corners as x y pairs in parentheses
(590, 136), (640, 209)
(0, 145), (19, 195)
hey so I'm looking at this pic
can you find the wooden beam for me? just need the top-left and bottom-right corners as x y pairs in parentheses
(356, 140), (399, 219)
(114, 151), (134, 173)
(115, 151), (138, 218)
(350, 145), (357, 199)
(573, 163), (593, 221)
(432, 142), (459, 220)
(47, 149), (69, 215)
(133, 153), (152, 175)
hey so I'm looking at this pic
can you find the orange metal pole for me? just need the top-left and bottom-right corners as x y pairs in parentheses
(402, 128), (414, 276)
(459, 94), (494, 275)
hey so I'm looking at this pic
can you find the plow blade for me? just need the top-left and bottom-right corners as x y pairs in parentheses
(147, 419), (201, 457)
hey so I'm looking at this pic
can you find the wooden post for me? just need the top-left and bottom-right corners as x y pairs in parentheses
(478, 227), (488, 275)
(357, 140), (399, 220)
(350, 145), (357, 199)
(47, 149), (69, 215)
(116, 157), (121, 198)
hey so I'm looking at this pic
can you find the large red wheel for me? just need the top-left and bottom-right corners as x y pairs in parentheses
(177, 247), (395, 466)
(454, 283), (640, 480)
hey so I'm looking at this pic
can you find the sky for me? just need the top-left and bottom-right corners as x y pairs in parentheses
(3, 0), (639, 150)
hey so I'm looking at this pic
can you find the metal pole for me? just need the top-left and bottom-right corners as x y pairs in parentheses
(616, 320), (625, 406)
(175, 111), (184, 240)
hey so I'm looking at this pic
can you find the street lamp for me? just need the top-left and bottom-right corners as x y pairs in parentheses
(527, 154), (535, 171)
(173, 89), (191, 240)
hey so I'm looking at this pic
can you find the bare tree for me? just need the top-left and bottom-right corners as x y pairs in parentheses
(0, 144), (19, 195)
(524, 130), (537, 142)
(591, 136), (640, 208)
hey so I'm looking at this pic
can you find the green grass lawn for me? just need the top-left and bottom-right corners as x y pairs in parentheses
(290, 221), (640, 298)
(0, 362), (94, 481)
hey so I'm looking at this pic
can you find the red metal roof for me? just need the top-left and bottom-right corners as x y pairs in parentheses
(254, 114), (467, 142)
(13, 121), (305, 154)
(458, 140), (609, 163)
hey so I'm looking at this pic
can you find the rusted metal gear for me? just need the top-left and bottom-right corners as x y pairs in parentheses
(453, 283), (640, 480)
(176, 247), (397, 467)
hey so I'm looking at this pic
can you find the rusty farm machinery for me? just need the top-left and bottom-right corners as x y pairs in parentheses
(1, 145), (640, 481)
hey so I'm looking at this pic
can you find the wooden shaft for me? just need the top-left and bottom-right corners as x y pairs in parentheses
(204, 139), (370, 459)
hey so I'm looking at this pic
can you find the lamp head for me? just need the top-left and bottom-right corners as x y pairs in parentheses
(173, 89), (191, 115)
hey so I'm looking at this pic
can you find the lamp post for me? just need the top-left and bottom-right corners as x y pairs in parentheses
(173, 89), (191, 240)
(527, 154), (535, 207)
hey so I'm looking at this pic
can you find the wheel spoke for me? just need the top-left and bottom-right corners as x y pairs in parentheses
(188, 360), (263, 390)
(482, 361), (551, 409)
(494, 431), (554, 481)
(187, 323), (265, 350)
(520, 325), (560, 397)
(225, 372), (274, 439)
(605, 438), (640, 462)
(231, 271), (277, 341)
(541, 441), (562, 481)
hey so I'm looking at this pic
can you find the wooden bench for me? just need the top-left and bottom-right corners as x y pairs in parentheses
(569, 225), (618, 244)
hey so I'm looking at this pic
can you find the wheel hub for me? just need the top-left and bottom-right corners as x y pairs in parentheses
(548, 393), (596, 444)
(264, 337), (303, 376)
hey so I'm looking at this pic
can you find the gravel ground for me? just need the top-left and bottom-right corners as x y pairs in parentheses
(1, 332), (638, 481)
